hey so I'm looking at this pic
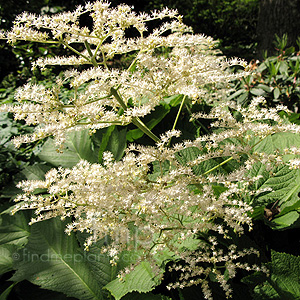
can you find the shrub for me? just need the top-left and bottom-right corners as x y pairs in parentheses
(1, 2), (300, 300)
(229, 34), (300, 112)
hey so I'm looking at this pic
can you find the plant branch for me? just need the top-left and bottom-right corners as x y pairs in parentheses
(110, 87), (160, 143)
(84, 40), (98, 67)
(202, 156), (234, 176)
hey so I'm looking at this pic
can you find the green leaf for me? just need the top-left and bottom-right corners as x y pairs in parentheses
(242, 270), (280, 300)
(175, 147), (238, 176)
(104, 262), (159, 300)
(21, 164), (52, 194)
(38, 130), (98, 168)
(21, 164), (52, 181)
(241, 251), (300, 299)
(0, 244), (16, 275)
(269, 251), (300, 299)
(255, 132), (300, 156)
(250, 88), (265, 96)
(76, 233), (115, 291)
(122, 292), (170, 300)
(96, 125), (116, 163)
(227, 89), (246, 101)
(104, 127), (127, 162)
(252, 282), (281, 300)
(95, 126), (127, 163)
(274, 87), (280, 99)
(250, 132), (300, 225)
(256, 84), (272, 93)
(270, 211), (300, 230)
(237, 91), (249, 105)
(148, 160), (171, 181)
(279, 61), (289, 76)
(11, 218), (107, 300)
(163, 94), (183, 107)
(0, 211), (30, 247)
(0, 282), (18, 300)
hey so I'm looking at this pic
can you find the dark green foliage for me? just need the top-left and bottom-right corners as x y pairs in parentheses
(145, 0), (259, 60)
(243, 251), (300, 299)
(0, 112), (37, 201)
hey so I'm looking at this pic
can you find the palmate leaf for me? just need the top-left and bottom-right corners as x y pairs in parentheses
(0, 210), (31, 277)
(93, 126), (127, 163)
(269, 251), (300, 299)
(38, 130), (98, 168)
(0, 211), (31, 247)
(11, 218), (109, 300)
(244, 251), (300, 300)
(249, 132), (300, 228)
(104, 262), (159, 300)
(0, 244), (16, 275)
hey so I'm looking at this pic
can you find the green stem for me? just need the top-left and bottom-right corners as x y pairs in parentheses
(100, 47), (109, 70)
(127, 49), (144, 72)
(110, 87), (127, 110)
(92, 40), (103, 60)
(167, 94), (186, 147)
(172, 95), (186, 131)
(132, 118), (160, 143)
(202, 156), (234, 176)
(185, 104), (210, 134)
(251, 132), (273, 148)
(110, 87), (160, 143)
(61, 40), (91, 62)
(84, 40), (98, 67)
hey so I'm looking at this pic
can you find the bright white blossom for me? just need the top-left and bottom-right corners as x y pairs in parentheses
(0, 1), (249, 147)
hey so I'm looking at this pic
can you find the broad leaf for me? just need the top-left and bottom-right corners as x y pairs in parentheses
(38, 130), (98, 168)
(254, 132), (300, 155)
(105, 127), (127, 161)
(0, 244), (16, 275)
(21, 164), (51, 181)
(242, 270), (281, 300)
(104, 262), (159, 300)
(270, 211), (300, 230)
(148, 160), (171, 181)
(94, 126), (127, 163)
(175, 146), (238, 176)
(243, 251), (300, 300)
(21, 163), (52, 194)
(251, 165), (300, 208)
(122, 292), (169, 300)
(252, 282), (281, 300)
(11, 218), (107, 300)
(270, 251), (300, 299)
(163, 94), (183, 107)
(0, 211), (30, 247)
(250, 132), (300, 227)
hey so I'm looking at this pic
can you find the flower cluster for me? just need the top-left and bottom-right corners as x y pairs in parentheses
(0, 1), (248, 148)
(12, 114), (280, 297)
